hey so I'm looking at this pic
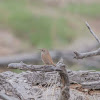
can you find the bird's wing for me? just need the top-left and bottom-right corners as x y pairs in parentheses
(46, 53), (54, 64)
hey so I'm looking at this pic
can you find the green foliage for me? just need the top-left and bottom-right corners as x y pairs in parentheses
(56, 18), (75, 44)
(1, 0), (99, 48)
(0, 0), (76, 48)
(12, 69), (24, 73)
(64, 3), (100, 17)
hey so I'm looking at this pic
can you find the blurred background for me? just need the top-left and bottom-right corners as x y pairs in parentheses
(0, 0), (100, 72)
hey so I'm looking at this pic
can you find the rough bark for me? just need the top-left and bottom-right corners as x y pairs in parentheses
(0, 67), (100, 100)
(0, 59), (70, 100)
(69, 88), (100, 100)
(8, 62), (100, 90)
(81, 81), (100, 89)
(0, 70), (100, 100)
(68, 70), (100, 89)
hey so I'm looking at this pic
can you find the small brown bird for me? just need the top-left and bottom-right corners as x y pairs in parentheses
(39, 48), (56, 67)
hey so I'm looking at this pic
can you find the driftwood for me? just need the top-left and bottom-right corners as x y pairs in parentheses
(8, 62), (100, 90)
(0, 57), (100, 100)
(0, 59), (70, 100)
(82, 81), (100, 89)
(1, 72), (100, 100)
(74, 22), (100, 59)
(0, 63), (100, 100)
(68, 70), (100, 89)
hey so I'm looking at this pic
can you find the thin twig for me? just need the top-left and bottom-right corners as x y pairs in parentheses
(85, 21), (100, 44)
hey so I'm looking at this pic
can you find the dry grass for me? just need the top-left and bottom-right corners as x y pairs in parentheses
(32, 72), (100, 100)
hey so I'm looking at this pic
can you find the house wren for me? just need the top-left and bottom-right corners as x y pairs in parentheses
(39, 49), (56, 67)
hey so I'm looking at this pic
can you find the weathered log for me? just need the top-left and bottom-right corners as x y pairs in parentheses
(0, 70), (100, 100)
(0, 93), (12, 100)
(81, 81), (100, 89)
(0, 59), (70, 100)
(8, 61), (62, 72)
(68, 70), (100, 90)
(69, 88), (100, 100)
(68, 70), (100, 84)
(8, 62), (100, 90)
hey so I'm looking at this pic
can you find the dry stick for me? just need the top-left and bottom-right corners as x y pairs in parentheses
(85, 21), (100, 44)
(74, 22), (100, 59)
(74, 48), (100, 59)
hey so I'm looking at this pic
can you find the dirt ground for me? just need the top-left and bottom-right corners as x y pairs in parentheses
(0, 30), (32, 56)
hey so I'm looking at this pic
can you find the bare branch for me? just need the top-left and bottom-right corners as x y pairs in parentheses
(74, 48), (100, 59)
(85, 21), (100, 44)
(74, 22), (100, 59)
(8, 61), (62, 72)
